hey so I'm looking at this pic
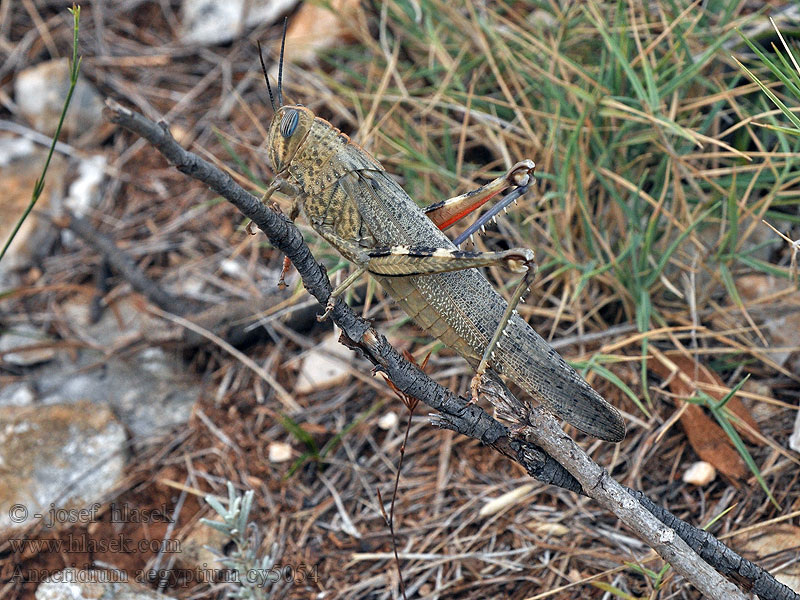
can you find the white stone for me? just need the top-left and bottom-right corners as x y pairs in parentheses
(179, 0), (298, 45)
(269, 441), (292, 463)
(15, 59), (104, 141)
(295, 330), (352, 394)
(64, 155), (106, 216)
(0, 136), (35, 167)
(789, 408), (800, 454)
(0, 383), (35, 407)
(220, 258), (245, 278)
(682, 461), (716, 486)
(377, 411), (398, 430)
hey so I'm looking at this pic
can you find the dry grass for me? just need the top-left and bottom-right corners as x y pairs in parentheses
(2, 1), (799, 599)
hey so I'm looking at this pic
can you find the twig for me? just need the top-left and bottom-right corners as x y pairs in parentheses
(63, 212), (190, 314)
(103, 99), (798, 600)
(379, 372), (422, 600)
(519, 406), (746, 599)
(389, 410), (412, 600)
(62, 211), (316, 345)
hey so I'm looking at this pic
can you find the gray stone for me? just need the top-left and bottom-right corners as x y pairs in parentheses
(35, 568), (177, 600)
(16, 297), (197, 449)
(179, 0), (297, 45)
(0, 401), (126, 534)
(36, 352), (196, 446)
(0, 382), (35, 407)
(63, 154), (106, 216)
(14, 58), (104, 143)
(0, 324), (57, 366)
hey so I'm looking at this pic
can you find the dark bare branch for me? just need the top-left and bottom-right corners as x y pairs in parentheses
(103, 99), (798, 600)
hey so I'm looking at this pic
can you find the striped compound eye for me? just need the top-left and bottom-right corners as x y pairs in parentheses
(280, 109), (300, 138)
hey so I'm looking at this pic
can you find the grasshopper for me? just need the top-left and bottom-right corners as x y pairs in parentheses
(256, 33), (625, 442)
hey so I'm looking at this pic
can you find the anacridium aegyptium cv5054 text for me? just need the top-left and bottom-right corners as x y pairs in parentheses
(255, 32), (625, 443)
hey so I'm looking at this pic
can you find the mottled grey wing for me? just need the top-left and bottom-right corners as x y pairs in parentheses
(337, 169), (625, 442)
(496, 313), (626, 442)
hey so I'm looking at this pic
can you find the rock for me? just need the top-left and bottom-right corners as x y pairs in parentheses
(281, 0), (360, 65)
(0, 324), (57, 366)
(179, 0), (298, 46)
(36, 351), (196, 448)
(35, 568), (177, 600)
(219, 258), (246, 279)
(14, 58), (104, 144)
(0, 382), (35, 407)
(268, 441), (292, 463)
(682, 461), (717, 486)
(175, 275), (206, 298)
(63, 154), (106, 216)
(0, 135), (35, 166)
(790, 408), (800, 454)
(60, 296), (163, 349)
(377, 411), (398, 430)
(0, 401), (126, 534)
(8, 297), (198, 449)
(294, 329), (352, 394)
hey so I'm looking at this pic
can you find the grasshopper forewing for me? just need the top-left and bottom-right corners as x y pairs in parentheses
(256, 33), (625, 443)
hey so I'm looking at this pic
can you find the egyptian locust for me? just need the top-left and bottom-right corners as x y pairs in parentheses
(257, 38), (625, 443)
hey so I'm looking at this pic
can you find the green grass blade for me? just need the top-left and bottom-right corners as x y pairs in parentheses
(0, 6), (82, 263)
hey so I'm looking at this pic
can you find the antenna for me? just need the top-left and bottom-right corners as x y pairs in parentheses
(277, 17), (288, 108)
(256, 41), (275, 111)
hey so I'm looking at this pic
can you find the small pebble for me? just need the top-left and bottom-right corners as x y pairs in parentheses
(268, 441), (292, 463)
(378, 411), (398, 430)
(683, 461), (716, 486)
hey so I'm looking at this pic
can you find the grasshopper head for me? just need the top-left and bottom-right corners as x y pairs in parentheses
(267, 105), (314, 174)
(257, 23), (314, 177)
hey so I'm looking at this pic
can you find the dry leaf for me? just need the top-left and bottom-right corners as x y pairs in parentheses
(680, 404), (747, 480)
(651, 354), (762, 481)
(738, 525), (800, 593)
